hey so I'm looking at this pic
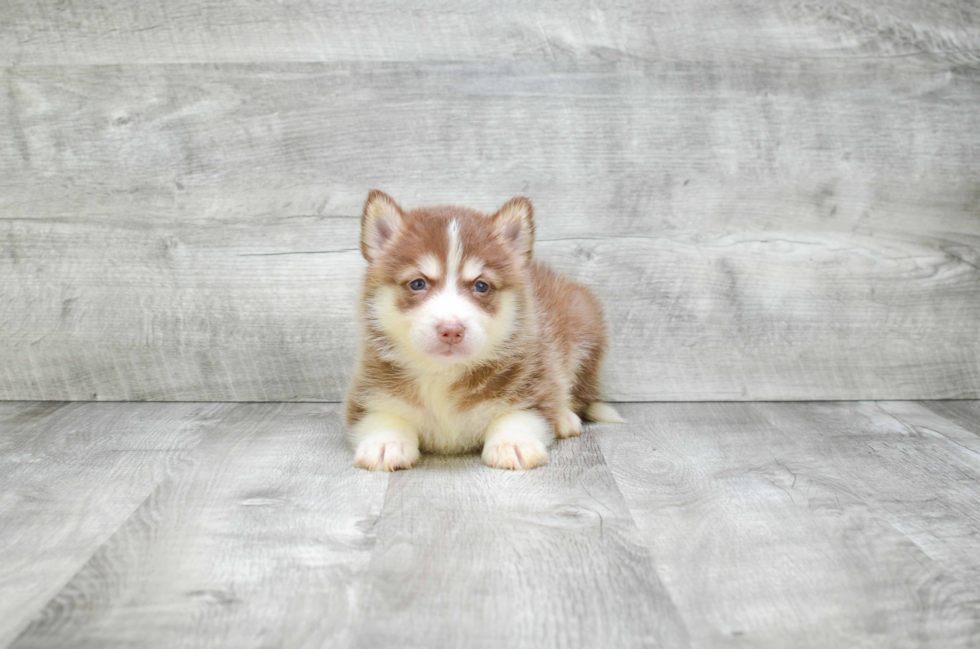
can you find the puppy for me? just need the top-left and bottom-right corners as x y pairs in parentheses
(345, 190), (623, 471)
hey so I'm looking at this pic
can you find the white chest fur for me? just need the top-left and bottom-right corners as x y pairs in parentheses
(366, 373), (511, 454)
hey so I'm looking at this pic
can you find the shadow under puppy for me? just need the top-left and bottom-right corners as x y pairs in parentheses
(345, 190), (623, 471)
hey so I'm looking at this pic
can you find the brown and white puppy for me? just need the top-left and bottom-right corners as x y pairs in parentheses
(345, 190), (623, 471)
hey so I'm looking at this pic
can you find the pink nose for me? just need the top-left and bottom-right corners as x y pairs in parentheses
(437, 321), (465, 344)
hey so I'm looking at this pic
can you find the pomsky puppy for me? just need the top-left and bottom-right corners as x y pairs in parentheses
(345, 190), (623, 471)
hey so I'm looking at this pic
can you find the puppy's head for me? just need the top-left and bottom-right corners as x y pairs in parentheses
(359, 190), (533, 368)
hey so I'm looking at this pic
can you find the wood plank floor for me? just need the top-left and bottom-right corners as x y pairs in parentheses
(1, 402), (979, 648)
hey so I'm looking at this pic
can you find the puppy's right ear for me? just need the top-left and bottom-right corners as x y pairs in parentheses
(361, 190), (405, 262)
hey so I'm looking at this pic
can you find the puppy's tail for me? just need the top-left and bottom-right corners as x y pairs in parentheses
(584, 402), (626, 424)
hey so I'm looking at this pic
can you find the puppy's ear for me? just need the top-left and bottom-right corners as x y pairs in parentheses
(361, 190), (405, 262)
(492, 196), (534, 261)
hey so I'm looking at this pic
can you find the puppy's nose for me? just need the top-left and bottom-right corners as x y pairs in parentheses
(437, 321), (465, 344)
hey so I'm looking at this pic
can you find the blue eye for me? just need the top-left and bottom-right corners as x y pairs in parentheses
(474, 280), (489, 293)
(409, 279), (426, 291)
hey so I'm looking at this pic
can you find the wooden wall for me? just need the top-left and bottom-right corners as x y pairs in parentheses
(1, 1), (979, 401)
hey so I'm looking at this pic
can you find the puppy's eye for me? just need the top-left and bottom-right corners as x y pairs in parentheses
(473, 280), (489, 293)
(409, 279), (426, 291)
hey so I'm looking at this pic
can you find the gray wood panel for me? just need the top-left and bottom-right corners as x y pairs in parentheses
(0, 401), (236, 647)
(877, 400), (980, 455)
(6, 403), (690, 649)
(2, 55), (978, 401)
(348, 431), (688, 649)
(2, 0), (979, 65)
(919, 401), (980, 436)
(9, 403), (390, 649)
(5, 401), (980, 647)
(598, 402), (980, 647)
(758, 401), (980, 609)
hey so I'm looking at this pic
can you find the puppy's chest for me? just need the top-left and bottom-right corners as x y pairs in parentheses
(421, 382), (508, 449)
(374, 378), (506, 452)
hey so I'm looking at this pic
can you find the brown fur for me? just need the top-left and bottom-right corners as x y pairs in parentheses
(345, 192), (609, 451)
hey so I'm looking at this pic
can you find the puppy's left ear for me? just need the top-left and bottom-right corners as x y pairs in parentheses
(492, 196), (534, 262)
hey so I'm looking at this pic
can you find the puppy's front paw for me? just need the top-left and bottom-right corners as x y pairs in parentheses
(556, 409), (582, 439)
(354, 437), (419, 472)
(482, 437), (548, 471)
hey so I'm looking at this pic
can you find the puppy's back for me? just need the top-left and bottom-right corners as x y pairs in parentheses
(529, 262), (607, 414)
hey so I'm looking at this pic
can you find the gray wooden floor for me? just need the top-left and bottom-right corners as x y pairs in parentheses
(2, 401), (979, 648)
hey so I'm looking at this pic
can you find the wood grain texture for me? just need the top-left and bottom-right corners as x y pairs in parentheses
(11, 404), (687, 647)
(919, 401), (980, 436)
(5, 401), (980, 647)
(348, 431), (689, 649)
(9, 402), (390, 649)
(599, 402), (980, 647)
(0, 401), (235, 647)
(9, 405), (689, 649)
(876, 400), (980, 455)
(755, 401), (980, 634)
(2, 0), (979, 65)
(2, 54), (979, 401)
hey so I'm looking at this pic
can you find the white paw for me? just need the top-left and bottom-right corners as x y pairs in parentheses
(556, 409), (582, 439)
(354, 437), (419, 472)
(482, 437), (548, 470)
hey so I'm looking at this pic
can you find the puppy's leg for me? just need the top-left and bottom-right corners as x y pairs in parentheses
(571, 343), (604, 417)
(351, 411), (419, 472)
(556, 408), (582, 438)
(482, 410), (551, 471)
